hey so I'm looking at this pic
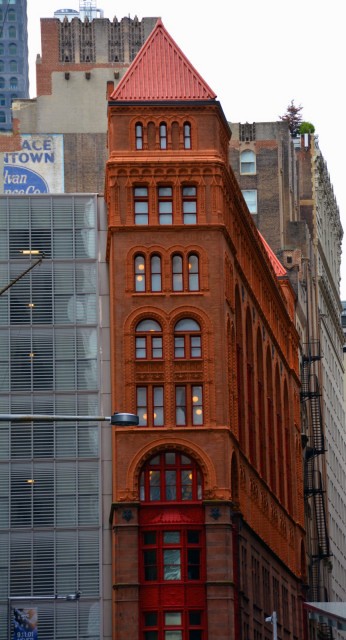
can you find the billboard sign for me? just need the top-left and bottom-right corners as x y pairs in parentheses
(3, 134), (64, 194)
(13, 607), (38, 640)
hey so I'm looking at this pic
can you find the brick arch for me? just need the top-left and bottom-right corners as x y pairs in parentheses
(127, 245), (167, 292)
(124, 306), (169, 336)
(168, 305), (211, 333)
(126, 438), (218, 499)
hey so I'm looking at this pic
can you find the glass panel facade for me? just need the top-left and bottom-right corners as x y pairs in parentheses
(0, 195), (101, 640)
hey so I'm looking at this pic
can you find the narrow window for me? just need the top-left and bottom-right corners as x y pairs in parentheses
(159, 122), (167, 149)
(135, 122), (143, 149)
(0, 78), (5, 89)
(8, 9), (16, 20)
(9, 26), (16, 37)
(9, 43), (17, 55)
(150, 255), (162, 292)
(172, 255), (183, 291)
(10, 77), (18, 90)
(182, 186), (197, 223)
(158, 187), (173, 224)
(188, 254), (199, 291)
(134, 255), (146, 292)
(134, 187), (149, 224)
(192, 386), (203, 425)
(10, 60), (18, 72)
(0, 110), (5, 123)
(242, 189), (257, 214)
(240, 149), (256, 174)
(184, 122), (191, 149)
(0, 94), (5, 106)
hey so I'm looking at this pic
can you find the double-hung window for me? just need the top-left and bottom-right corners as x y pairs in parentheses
(174, 319), (201, 359)
(182, 186), (197, 223)
(158, 187), (173, 224)
(134, 187), (149, 224)
(175, 385), (203, 426)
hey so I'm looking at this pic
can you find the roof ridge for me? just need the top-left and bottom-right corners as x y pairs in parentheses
(110, 20), (216, 102)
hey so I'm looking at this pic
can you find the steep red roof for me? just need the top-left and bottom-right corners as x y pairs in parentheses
(110, 19), (217, 102)
(258, 231), (287, 277)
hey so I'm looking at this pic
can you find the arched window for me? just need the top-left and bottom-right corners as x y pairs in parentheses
(138, 451), (206, 639)
(140, 452), (202, 502)
(9, 60), (18, 72)
(275, 366), (285, 504)
(135, 319), (162, 359)
(0, 78), (5, 89)
(172, 254), (200, 293)
(188, 253), (199, 291)
(240, 149), (256, 174)
(150, 255), (162, 292)
(172, 255), (183, 291)
(235, 287), (245, 449)
(0, 94), (5, 106)
(0, 44), (3, 55)
(134, 254), (145, 292)
(135, 122), (143, 149)
(266, 348), (276, 493)
(10, 77), (18, 90)
(0, 111), (6, 123)
(9, 43), (17, 55)
(246, 309), (256, 464)
(9, 26), (16, 37)
(182, 186), (197, 223)
(184, 122), (191, 149)
(256, 329), (266, 480)
(159, 122), (167, 149)
(0, 61), (4, 72)
(8, 9), (16, 20)
(174, 318), (201, 359)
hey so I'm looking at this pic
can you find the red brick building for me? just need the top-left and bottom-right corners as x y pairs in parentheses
(105, 21), (306, 640)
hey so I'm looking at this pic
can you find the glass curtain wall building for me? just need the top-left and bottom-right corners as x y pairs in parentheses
(0, 0), (29, 131)
(0, 195), (107, 639)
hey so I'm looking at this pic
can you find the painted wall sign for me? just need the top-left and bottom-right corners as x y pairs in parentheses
(3, 134), (64, 194)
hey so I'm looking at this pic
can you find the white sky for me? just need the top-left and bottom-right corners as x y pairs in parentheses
(27, 0), (346, 297)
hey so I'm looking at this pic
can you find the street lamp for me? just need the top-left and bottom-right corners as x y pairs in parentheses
(0, 412), (139, 426)
(0, 250), (45, 297)
(265, 611), (278, 640)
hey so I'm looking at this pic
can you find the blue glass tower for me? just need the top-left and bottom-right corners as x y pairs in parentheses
(0, 0), (29, 132)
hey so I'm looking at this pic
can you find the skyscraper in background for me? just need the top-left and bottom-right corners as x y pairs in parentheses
(0, 0), (29, 132)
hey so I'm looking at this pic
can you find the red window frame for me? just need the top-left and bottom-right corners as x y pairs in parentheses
(135, 254), (146, 292)
(151, 255), (162, 291)
(141, 528), (204, 582)
(142, 610), (204, 640)
(158, 186), (173, 224)
(183, 122), (192, 149)
(159, 122), (167, 149)
(137, 385), (164, 427)
(139, 451), (203, 502)
(134, 186), (149, 224)
(175, 385), (203, 426)
(174, 319), (201, 359)
(136, 122), (144, 149)
(182, 186), (197, 224)
(135, 320), (163, 360)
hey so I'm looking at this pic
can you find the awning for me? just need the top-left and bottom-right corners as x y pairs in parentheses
(304, 602), (346, 631)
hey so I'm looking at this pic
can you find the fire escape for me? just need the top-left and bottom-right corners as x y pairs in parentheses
(301, 340), (332, 639)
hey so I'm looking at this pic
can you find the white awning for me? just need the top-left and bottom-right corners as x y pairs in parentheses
(304, 602), (346, 632)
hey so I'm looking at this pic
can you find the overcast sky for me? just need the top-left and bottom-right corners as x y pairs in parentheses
(27, 0), (346, 297)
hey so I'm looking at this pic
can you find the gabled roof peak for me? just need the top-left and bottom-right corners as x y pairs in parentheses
(110, 20), (217, 102)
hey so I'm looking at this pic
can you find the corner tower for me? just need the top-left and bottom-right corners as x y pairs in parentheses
(106, 20), (305, 640)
